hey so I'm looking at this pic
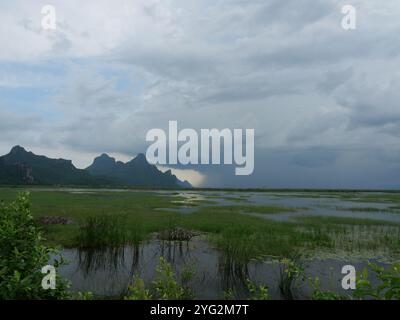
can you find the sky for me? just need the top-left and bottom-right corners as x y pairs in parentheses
(0, 0), (399, 188)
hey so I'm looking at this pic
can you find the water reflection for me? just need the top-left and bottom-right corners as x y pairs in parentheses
(159, 240), (191, 264)
(218, 254), (249, 296)
(59, 238), (271, 298)
(161, 191), (400, 223)
(78, 247), (126, 276)
(58, 238), (386, 299)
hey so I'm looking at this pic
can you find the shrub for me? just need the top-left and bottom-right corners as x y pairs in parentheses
(246, 279), (269, 300)
(0, 192), (70, 299)
(308, 277), (347, 300)
(354, 261), (400, 300)
(308, 261), (400, 300)
(125, 257), (194, 300)
(278, 257), (304, 300)
(124, 278), (152, 300)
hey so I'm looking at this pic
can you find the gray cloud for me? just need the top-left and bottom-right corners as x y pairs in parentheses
(0, 0), (400, 187)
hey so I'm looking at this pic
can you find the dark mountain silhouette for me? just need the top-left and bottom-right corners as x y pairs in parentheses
(0, 146), (192, 188)
(86, 153), (192, 188)
(0, 146), (107, 186)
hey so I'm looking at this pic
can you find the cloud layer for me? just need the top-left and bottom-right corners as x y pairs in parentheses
(0, 0), (399, 188)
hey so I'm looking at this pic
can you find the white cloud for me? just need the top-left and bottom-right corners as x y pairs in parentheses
(1, 0), (400, 187)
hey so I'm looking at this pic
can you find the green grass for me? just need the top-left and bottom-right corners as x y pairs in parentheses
(1, 187), (399, 261)
(334, 206), (400, 214)
(0, 188), (185, 247)
(268, 191), (400, 203)
(295, 215), (400, 226)
(340, 193), (400, 204)
(294, 216), (400, 258)
(77, 214), (127, 248)
(208, 205), (303, 215)
(221, 196), (250, 203)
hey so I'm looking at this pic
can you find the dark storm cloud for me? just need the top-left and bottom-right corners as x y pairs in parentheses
(1, 1), (400, 187)
(179, 147), (400, 189)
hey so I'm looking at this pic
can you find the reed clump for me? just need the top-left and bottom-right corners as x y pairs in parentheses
(77, 214), (127, 248)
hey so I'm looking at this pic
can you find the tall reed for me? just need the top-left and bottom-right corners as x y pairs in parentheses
(77, 214), (127, 248)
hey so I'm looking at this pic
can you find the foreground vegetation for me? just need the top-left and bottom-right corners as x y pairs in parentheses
(0, 193), (69, 299)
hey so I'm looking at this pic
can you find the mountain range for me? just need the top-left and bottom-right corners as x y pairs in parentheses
(0, 146), (192, 188)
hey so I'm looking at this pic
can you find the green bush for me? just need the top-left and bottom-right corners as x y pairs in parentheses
(278, 257), (304, 300)
(308, 261), (400, 300)
(124, 278), (152, 300)
(308, 277), (347, 300)
(354, 261), (400, 300)
(0, 192), (70, 299)
(125, 257), (194, 300)
(246, 279), (269, 300)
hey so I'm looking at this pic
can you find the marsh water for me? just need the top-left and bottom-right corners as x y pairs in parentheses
(58, 238), (387, 299)
(52, 189), (399, 299)
(157, 190), (400, 223)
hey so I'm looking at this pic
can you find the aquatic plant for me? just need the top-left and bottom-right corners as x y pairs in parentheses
(157, 227), (197, 242)
(223, 288), (236, 300)
(125, 257), (194, 300)
(124, 278), (152, 300)
(306, 261), (400, 300)
(308, 276), (347, 300)
(278, 256), (304, 300)
(153, 257), (194, 299)
(354, 261), (400, 300)
(78, 246), (126, 276)
(222, 279), (270, 300)
(246, 279), (269, 300)
(77, 214), (127, 248)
